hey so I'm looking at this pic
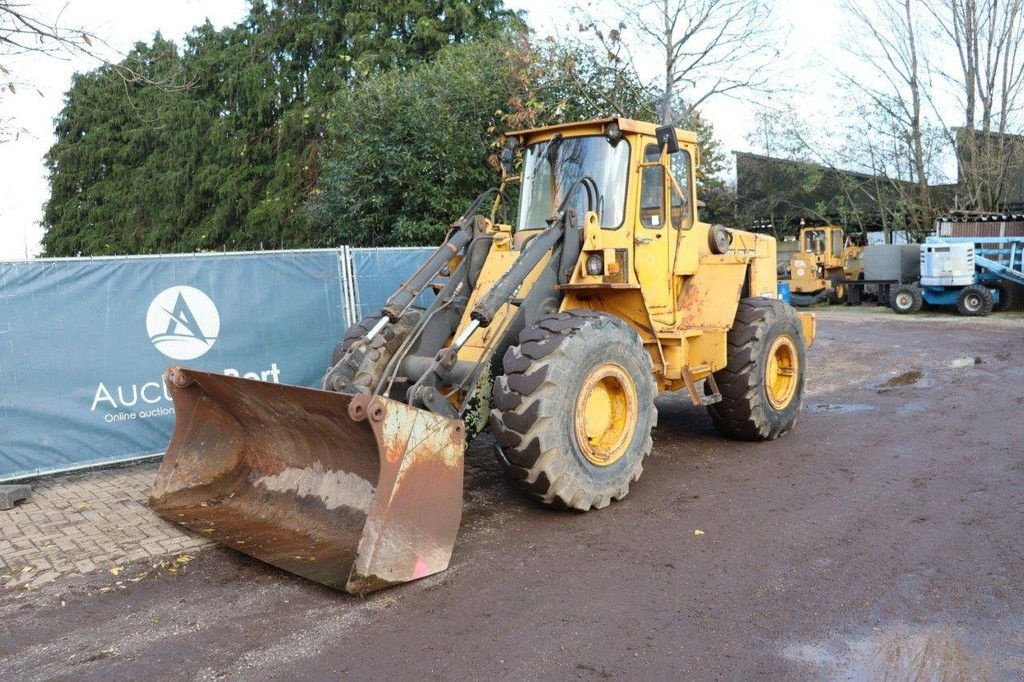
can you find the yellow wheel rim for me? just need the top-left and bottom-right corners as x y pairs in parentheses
(765, 335), (799, 410)
(574, 363), (637, 467)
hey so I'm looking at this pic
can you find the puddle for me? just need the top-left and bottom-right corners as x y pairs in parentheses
(863, 629), (988, 680)
(784, 623), (1012, 681)
(875, 370), (938, 393)
(881, 370), (924, 388)
(809, 403), (877, 415)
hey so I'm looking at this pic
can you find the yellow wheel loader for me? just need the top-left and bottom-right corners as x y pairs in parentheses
(150, 118), (816, 594)
(786, 225), (865, 305)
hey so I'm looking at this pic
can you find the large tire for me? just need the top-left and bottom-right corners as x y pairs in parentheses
(955, 284), (994, 317)
(490, 310), (658, 511)
(322, 309), (421, 393)
(331, 313), (382, 366)
(891, 284), (923, 314)
(707, 298), (807, 441)
(827, 275), (846, 305)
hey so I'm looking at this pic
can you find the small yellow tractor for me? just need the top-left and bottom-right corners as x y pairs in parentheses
(150, 118), (816, 594)
(786, 225), (865, 305)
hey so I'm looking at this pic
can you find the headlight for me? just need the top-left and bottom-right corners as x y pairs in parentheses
(585, 253), (604, 276)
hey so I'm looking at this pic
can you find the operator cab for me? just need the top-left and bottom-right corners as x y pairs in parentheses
(506, 118), (699, 237)
(801, 226), (845, 259)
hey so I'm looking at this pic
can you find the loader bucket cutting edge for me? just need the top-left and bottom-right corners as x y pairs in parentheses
(148, 367), (466, 594)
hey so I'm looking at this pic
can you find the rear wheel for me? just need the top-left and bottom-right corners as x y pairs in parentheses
(955, 284), (993, 317)
(827, 276), (846, 305)
(331, 313), (382, 366)
(891, 284), (923, 314)
(490, 310), (657, 511)
(707, 298), (806, 441)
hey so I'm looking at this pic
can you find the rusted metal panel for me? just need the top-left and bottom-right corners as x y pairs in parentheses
(348, 395), (465, 593)
(937, 216), (1024, 238)
(149, 367), (464, 594)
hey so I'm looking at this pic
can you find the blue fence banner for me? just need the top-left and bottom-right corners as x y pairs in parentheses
(349, 247), (434, 319)
(0, 250), (350, 481)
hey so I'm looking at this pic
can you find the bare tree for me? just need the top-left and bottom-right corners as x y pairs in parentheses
(926, 0), (1024, 208)
(575, 0), (780, 125)
(1, 2), (94, 141)
(0, 1), (98, 88)
(1, 2), (192, 143)
(0, 1), (95, 60)
(840, 0), (939, 236)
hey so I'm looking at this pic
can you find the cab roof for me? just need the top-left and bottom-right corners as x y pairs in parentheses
(508, 117), (698, 145)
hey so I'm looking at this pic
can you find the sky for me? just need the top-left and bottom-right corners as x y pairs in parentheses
(0, 0), (844, 260)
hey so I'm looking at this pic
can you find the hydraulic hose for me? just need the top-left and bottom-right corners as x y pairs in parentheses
(470, 176), (599, 327)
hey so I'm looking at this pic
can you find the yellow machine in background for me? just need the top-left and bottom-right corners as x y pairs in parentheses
(150, 118), (816, 594)
(787, 225), (865, 304)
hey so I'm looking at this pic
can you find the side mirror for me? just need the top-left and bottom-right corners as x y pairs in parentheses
(500, 136), (519, 177)
(655, 125), (680, 154)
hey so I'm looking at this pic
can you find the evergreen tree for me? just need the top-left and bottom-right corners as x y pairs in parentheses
(42, 0), (516, 255)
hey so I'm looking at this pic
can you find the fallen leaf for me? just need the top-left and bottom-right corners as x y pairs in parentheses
(109, 566), (123, 576)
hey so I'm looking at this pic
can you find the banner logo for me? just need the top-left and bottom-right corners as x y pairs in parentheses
(146, 286), (220, 360)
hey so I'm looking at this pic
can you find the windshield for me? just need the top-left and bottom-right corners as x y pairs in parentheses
(517, 135), (630, 229)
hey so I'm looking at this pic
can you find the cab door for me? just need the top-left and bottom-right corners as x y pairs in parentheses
(667, 145), (697, 277)
(634, 142), (673, 313)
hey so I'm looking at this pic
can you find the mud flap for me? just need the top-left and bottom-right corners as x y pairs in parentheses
(149, 367), (465, 594)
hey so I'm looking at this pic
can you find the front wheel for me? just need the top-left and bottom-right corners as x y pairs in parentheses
(322, 309), (422, 393)
(490, 310), (657, 511)
(828, 276), (846, 305)
(956, 284), (994, 317)
(707, 299), (807, 441)
(891, 284), (923, 314)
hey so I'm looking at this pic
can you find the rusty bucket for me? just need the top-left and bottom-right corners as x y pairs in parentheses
(149, 367), (465, 594)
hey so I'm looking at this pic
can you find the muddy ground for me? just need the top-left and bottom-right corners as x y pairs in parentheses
(2, 308), (1023, 680)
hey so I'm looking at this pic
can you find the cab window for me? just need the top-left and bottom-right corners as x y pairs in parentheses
(804, 230), (826, 254)
(831, 230), (843, 257)
(669, 149), (692, 228)
(640, 144), (692, 229)
(639, 144), (663, 228)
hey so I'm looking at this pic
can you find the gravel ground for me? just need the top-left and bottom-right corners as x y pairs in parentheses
(1, 307), (1022, 680)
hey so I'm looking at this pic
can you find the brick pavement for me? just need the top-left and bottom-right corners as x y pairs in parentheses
(0, 462), (210, 591)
